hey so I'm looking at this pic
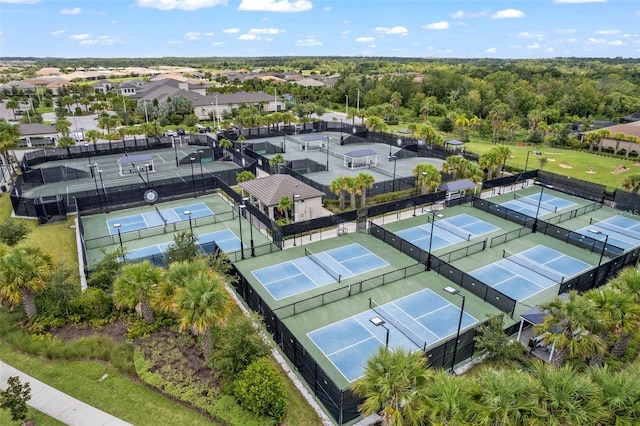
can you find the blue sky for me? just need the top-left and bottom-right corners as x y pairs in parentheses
(0, 0), (638, 59)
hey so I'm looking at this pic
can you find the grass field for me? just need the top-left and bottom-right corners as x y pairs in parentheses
(462, 139), (639, 190)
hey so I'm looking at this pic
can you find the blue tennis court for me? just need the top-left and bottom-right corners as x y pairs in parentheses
(252, 243), (389, 300)
(396, 213), (499, 252)
(499, 193), (576, 218)
(308, 289), (477, 382)
(572, 215), (640, 251)
(469, 245), (591, 301)
(106, 202), (214, 235)
(124, 229), (240, 261)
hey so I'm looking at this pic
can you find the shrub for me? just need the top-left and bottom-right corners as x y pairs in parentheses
(0, 220), (30, 246)
(210, 312), (270, 381)
(233, 358), (287, 423)
(70, 287), (114, 321)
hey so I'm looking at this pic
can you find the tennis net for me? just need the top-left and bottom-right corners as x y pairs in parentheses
(305, 248), (342, 282)
(155, 206), (168, 226)
(431, 218), (472, 241)
(589, 218), (640, 240)
(369, 298), (425, 350)
(502, 249), (564, 284)
(514, 193), (558, 213)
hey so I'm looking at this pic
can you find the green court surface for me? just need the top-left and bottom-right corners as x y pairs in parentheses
(83, 193), (271, 269)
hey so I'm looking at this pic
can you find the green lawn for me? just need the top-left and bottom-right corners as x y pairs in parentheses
(462, 139), (639, 190)
(0, 407), (65, 426)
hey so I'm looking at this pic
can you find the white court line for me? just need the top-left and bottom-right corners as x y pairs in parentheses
(262, 271), (307, 287)
(387, 300), (438, 342)
(494, 263), (548, 290)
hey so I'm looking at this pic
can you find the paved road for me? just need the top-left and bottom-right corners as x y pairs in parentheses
(0, 362), (132, 426)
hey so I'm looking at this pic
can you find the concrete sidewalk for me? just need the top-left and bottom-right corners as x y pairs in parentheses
(0, 362), (132, 426)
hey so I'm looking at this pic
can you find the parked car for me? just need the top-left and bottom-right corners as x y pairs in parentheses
(177, 128), (186, 136)
(163, 130), (177, 137)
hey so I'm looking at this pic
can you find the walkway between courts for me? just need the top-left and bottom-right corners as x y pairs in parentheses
(0, 362), (132, 426)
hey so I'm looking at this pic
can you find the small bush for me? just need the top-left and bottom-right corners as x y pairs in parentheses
(233, 358), (287, 423)
(0, 220), (30, 246)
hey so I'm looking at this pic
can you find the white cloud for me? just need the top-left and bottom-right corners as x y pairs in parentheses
(491, 9), (525, 19)
(51, 30), (65, 36)
(295, 37), (322, 46)
(239, 34), (257, 40)
(375, 26), (408, 35)
(323, 6), (330, 11)
(596, 29), (619, 35)
(185, 32), (200, 40)
(69, 33), (91, 40)
(527, 43), (541, 49)
(135, 0), (226, 11)
(212, 41), (224, 46)
(567, 38), (578, 43)
(224, 28), (239, 34)
(0, 0), (40, 3)
(74, 35), (121, 45)
(555, 28), (577, 34)
(60, 7), (80, 15)
(518, 31), (545, 40)
(555, 0), (606, 3)
(355, 37), (374, 42)
(248, 28), (283, 35)
(608, 40), (623, 45)
(341, 30), (350, 36)
(546, 47), (555, 52)
(238, 0), (312, 13)
(205, 32), (215, 36)
(587, 37), (606, 44)
(486, 47), (497, 53)
(450, 9), (487, 19)
(423, 21), (449, 30)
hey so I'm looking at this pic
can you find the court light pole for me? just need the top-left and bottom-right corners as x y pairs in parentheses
(173, 136), (179, 167)
(97, 167), (108, 213)
(243, 197), (255, 257)
(589, 229), (610, 287)
(426, 211), (444, 271)
(369, 316), (389, 350)
(144, 163), (150, 187)
(198, 150), (204, 191)
(524, 150), (542, 172)
(84, 142), (91, 167)
(345, 95), (348, 116)
(292, 193), (300, 246)
(238, 203), (246, 260)
(388, 155), (397, 192)
(443, 286), (465, 374)
(532, 182), (545, 233)
(189, 157), (196, 197)
(184, 210), (193, 235)
(113, 223), (125, 261)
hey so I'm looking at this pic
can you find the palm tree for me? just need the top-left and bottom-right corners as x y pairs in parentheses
(6, 98), (19, 117)
(356, 173), (375, 207)
(493, 145), (512, 177)
(175, 271), (232, 360)
(466, 368), (542, 425)
(329, 176), (349, 210)
(585, 287), (640, 362)
(0, 121), (20, 173)
(414, 123), (440, 146)
(344, 176), (359, 209)
(441, 155), (468, 180)
(218, 138), (233, 160)
(389, 92), (402, 120)
(236, 170), (255, 183)
(621, 173), (640, 193)
(588, 365), (640, 426)
(113, 261), (162, 324)
(413, 164), (441, 195)
(489, 101), (508, 143)
(462, 161), (484, 183)
(365, 116), (388, 133)
(532, 361), (604, 424)
(351, 346), (432, 426)
(536, 291), (605, 367)
(237, 134), (247, 154)
(0, 246), (53, 319)
(84, 129), (101, 147)
(418, 371), (472, 426)
(153, 259), (210, 314)
(269, 153), (286, 174)
(479, 150), (501, 180)
(420, 97), (438, 120)
(278, 196), (292, 220)
(454, 116), (470, 140)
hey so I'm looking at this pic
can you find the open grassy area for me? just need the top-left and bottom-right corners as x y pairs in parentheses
(0, 407), (65, 426)
(462, 138), (639, 190)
